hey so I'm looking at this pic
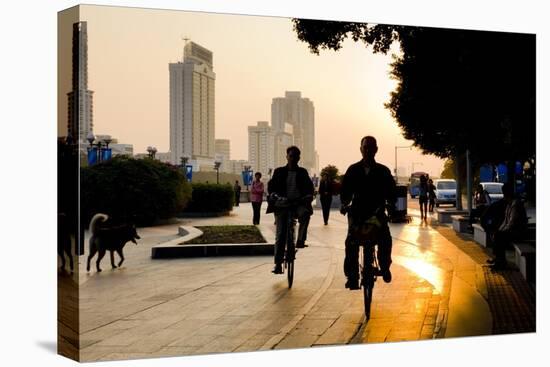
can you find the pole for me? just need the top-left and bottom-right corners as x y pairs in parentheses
(394, 146), (397, 178)
(466, 149), (472, 215)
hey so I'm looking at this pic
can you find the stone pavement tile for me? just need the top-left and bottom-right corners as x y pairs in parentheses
(93, 329), (154, 347)
(483, 267), (535, 334)
(274, 333), (319, 349)
(304, 311), (342, 320)
(186, 310), (229, 320)
(291, 318), (336, 336)
(166, 318), (210, 331)
(168, 333), (218, 347)
(194, 335), (251, 354)
(232, 318), (274, 332)
(193, 323), (236, 336)
(98, 352), (156, 362)
(80, 345), (125, 362)
(233, 333), (278, 352)
(212, 315), (250, 326)
(385, 329), (421, 341)
(155, 346), (200, 357)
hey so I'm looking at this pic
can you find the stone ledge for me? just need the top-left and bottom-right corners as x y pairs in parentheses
(513, 241), (536, 283)
(151, 225), (273, 259)
(152, 242), (274, 258)
(436, 209), (468, 224)
(451, 215), (470, 233)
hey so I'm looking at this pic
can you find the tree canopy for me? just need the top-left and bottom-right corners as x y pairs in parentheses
(293, 20), (535, 164)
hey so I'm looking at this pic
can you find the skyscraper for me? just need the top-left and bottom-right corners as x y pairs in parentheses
(271, 91), (317, 173)
(67, 21), (94, 143)
(248, 121), (276, 177)
(169, 41), (216, 167)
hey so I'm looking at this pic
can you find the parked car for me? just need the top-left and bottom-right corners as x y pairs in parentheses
(480, 182), (504, 202)
(434, 179), (457, 207)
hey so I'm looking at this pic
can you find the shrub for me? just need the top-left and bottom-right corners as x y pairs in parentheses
(81, 156), (192, 226)
(184, 183), (234, 213)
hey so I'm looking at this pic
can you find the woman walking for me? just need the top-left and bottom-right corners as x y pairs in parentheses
(319, 173), (334, 225)
(419, 175), (429, 220)
(250, 172), (265, 225)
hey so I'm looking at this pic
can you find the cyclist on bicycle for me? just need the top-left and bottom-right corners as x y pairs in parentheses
(266, 146), (314, 274)
(340, 136), (396, 289)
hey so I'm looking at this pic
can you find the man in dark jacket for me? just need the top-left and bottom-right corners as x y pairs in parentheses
(267, 146), (314, 274)
(340, 136), (396, 289)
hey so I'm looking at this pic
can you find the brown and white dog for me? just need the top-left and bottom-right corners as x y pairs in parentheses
(86, 213), (140, 272)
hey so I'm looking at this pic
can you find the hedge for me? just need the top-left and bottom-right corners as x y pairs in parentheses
(183, 183), (234, 213)
(81, 156), (192, 226)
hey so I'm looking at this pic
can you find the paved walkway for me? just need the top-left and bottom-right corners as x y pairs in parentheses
(57, 202), (535, 362)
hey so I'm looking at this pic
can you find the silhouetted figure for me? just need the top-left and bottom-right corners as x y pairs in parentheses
(251, 172), (265, 225)
(266, 146), (314, 274)
(428, 178), (436, 212)
(418, 175), (428, 220)
(487, 182), (527, 270)
(340, 136), (396, 289)
(319, 173), (334, 225)
(234, 180), (241, 207)
(469, 184), (491, 225)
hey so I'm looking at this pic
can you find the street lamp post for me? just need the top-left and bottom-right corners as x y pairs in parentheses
(394, 145), (412, 181)
(243, 165), (251, 190)
(86, 133), (112, 165)
(146, 146), (157, 159)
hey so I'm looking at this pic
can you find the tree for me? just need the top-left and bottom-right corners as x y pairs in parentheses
(292, 20), (535, 164)
(320, 164), (340, 182)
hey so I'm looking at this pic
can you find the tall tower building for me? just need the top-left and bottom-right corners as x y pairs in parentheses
(170, 41), (216, 166)
(271, 91), (317, 173)
(248, 121), (276, 177)
(215, 139), (231, 172)
(67, 21), (94, 143)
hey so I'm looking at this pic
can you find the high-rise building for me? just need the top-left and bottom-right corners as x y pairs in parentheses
(248, 121), (276, 177)
(215, 139), (231, 173)
(215, 139), (230, 161)
(67, 21), (94, 143)
(271, 91), (317, 173)
(169, 41), (216, 166)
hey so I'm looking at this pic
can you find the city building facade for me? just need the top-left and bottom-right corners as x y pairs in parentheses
(248, 121), (276, 177)
(67, 21), (94, 143)
(169, 41), (216, 168)
(271, 91), (317, 173)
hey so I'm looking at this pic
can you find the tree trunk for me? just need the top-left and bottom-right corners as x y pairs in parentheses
(455, 152), (463, 210)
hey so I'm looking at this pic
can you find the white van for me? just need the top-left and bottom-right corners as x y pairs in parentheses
(434, 179), (457, 207)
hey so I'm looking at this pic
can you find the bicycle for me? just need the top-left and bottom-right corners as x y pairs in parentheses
(270, 194), (312, 288)
(359, 239), (380, 320)
(342, 205), (383, 320)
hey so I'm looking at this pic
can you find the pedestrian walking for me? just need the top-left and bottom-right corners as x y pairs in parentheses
(428, 178), (436, 212)
(418, 175), (429, 220)
(234, 180), (241, 207)
(319, 173), (334, 225)
(251, 172), (265, 225)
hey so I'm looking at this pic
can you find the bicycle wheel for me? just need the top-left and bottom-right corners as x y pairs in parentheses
(362, 247), (375, 320)
(287, 258), (294, 288)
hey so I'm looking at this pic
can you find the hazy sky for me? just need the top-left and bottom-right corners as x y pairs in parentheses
(59, 5), (444, 176)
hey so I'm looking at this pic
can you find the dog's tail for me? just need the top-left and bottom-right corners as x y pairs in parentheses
(89, 213), (109, 235)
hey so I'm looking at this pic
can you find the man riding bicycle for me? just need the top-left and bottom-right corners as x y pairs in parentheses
(266, 146), (314, 274)
(340, 136), (396, 289)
